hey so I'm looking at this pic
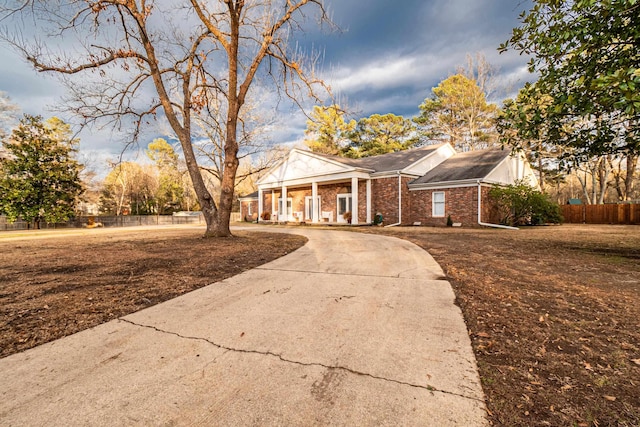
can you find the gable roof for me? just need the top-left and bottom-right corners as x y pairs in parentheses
(238, 190), (259, 200)
(316, 143), (447, 173)
(410, 148), (511, 185)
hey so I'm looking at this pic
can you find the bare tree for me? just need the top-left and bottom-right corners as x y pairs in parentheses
(573, 156), (611, 205)
(608, 153), (638, 202)
(191, 91), (285, 195)
(457, 52), (499, 101)
(1, 0), (330, 236)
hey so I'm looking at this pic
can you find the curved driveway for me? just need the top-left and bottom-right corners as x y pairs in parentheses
(0, 227), (487, 426)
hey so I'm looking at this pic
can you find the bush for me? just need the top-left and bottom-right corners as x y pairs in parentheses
(260, 211), (271, 221)
(489, 181), (563, 226)
(373, 213), (383, 225)
(446, 215), (453, 227)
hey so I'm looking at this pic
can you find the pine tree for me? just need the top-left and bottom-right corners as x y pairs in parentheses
(0, 115), (84, 228)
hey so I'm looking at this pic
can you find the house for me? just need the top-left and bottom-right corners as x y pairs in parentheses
(238, 191), (260, 222)
(238, 143), (538, 227)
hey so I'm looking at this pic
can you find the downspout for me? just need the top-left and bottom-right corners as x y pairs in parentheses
(477, 180), (519, 230)
(385, 172), (403, 227)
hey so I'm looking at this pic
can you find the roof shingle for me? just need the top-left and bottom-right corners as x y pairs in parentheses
(410, 149), (511, 185)
(314, 143), (445, 173)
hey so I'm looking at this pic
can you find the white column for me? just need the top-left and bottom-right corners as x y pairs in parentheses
(312, 182), (319, 223)
(258, 189), (264, 222)
(366, 179), (372, 223)
(281, 185), (288, 222)
(351, 177), (359, 225)
(271, 189), (276, 220)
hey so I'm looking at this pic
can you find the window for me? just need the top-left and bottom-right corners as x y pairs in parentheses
(432, 191), (445, 217)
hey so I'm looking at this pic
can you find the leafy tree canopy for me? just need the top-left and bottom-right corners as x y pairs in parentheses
(500, 0), (640, 156)
(344, 113), (418, 158)
(304, 105), (356, 156)
(146, 138), (179, 170)
(0, 114), (83, 227)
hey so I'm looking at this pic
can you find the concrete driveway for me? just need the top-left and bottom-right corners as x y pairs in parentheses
(0, 227), (487, 426)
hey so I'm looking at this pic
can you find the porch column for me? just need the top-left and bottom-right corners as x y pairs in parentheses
(312, 181), (319, 223)
(281, 185), (287, 222)
(366, 179), (372, 223)
(271, 190), (276, 220)
(351, 177), (359, 225)
(258, 189), (264, 222)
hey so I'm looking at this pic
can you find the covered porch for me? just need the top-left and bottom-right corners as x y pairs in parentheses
(258, 175), (372, 225)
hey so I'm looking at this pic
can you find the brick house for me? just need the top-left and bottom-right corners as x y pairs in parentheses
(239, 143), (538, 227)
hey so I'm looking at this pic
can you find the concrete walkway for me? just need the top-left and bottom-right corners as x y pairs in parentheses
(0, 227), (487, 426)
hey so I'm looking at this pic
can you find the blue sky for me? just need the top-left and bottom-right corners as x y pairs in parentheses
(0, 0), (534, 173)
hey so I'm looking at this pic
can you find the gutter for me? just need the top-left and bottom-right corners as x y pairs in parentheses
(385, 172), (403, 227)
(477, 180), (519, 230)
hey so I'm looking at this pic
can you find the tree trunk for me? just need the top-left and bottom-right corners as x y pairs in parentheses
(624, 152), (637, 201)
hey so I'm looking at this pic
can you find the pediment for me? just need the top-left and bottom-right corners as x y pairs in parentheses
(258, 149), (355, 185)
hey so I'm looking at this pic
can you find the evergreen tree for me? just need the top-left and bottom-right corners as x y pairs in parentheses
(0, 115), (84, 228)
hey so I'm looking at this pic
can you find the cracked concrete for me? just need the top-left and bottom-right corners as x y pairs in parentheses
(0, 227), (487, 426)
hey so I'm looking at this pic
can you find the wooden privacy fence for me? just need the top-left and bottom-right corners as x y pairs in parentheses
(561, 204), (640, 224)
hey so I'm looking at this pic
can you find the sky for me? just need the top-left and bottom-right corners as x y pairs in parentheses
(0, 0), (535, 175)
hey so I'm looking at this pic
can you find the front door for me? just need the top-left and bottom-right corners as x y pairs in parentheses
(337, 194), (352, 223)
(305, 196), (321, 222)
(278, 197), (293, 221)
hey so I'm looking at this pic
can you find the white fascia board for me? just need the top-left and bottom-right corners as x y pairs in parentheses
(408, 178), (502, 190)
(256, 151), (292, 185)
(370, 171), (420, 179)
(299, 148), (375, 172)
(259, 170), (371, 190)
(408, 180), (476, 190)
(257, 148), (374, 186)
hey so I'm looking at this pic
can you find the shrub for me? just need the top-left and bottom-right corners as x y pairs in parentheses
(446, 215), (453, 227)
(260, 211), (271, 221)
(373, 213), (383, 225)
(489, 180), (563, 226)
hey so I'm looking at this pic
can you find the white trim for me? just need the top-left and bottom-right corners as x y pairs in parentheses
(278, 196), (293, 222)
(311, 182), (319, 223)
(370, 171), (420, 179)
(259, 171), (371, 190)
(305, 195), (321, 221)
(477, 181), (518, 230)
(351, 177), (359, 225)
(432, 191), (445, 217)
(271, 189), (276, 218)
(409, 178), (505, 190)
(366, 179), (372, 223)
(336, 193), (352, 223)
(256, 148), (373, 187)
